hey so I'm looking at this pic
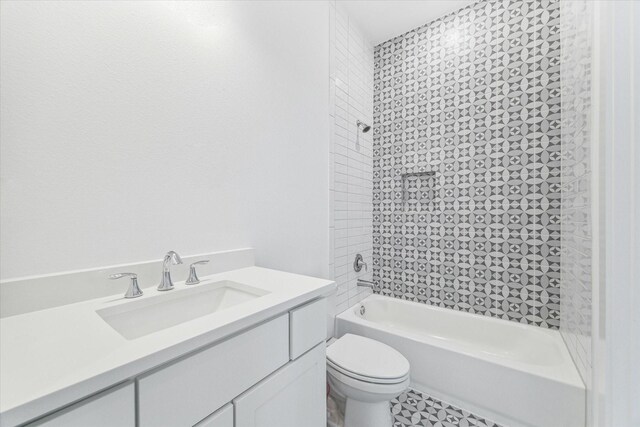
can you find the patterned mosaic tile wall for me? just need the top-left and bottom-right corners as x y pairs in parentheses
(559, 0), (592, 388)
(372, 0), (562, 328)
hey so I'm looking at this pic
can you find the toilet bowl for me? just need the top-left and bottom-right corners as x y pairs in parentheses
(326, 334), (410, 427)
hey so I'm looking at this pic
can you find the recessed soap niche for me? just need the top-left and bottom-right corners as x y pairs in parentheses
(399, 170), (437, 212)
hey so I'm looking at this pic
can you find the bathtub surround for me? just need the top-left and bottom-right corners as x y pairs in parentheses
(392, 389), (501, 427)
(559, 0), (593, 400)
(328, 2), (375, 314)
(372, 0), (562, 329)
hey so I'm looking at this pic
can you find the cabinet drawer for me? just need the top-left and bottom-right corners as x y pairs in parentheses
(27, 382), (134, 427)
(194, 404), (233, 427)
(138, 315), (289, 427)
(289, 298), (326, 359)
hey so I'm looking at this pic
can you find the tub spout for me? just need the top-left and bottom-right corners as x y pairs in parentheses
(357, 279), (377, 290)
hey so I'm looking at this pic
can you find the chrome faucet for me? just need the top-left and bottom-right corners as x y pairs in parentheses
(357, 278), (376, 290)
(158, 251), (183, 291)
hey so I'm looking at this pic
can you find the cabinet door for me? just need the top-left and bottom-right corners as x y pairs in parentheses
(138, 315), (289, 427)
(27, 382), (134, 427)
(234, 343), (326, 427)
(194, 404), (233, 427)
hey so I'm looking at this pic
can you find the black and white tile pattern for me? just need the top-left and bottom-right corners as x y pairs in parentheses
(372, 0), (562, 328)
(392, 389), (502, 427)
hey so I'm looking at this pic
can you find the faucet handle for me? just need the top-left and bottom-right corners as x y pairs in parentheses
(109, 273), (143, 299)
(353, 254), (368, 272)
(186, 260), (210, 285)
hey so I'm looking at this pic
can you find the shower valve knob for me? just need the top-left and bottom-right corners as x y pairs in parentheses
(353, 254), (368, 272)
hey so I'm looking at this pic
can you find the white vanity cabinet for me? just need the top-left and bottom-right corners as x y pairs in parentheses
(138, 315), (289, 427)
(234, 343), (326, 427)
(20, 297), (328, 427)
(26, 383), (134, 427)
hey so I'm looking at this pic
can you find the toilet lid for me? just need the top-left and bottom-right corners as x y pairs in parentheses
(327, 334), (410, 382)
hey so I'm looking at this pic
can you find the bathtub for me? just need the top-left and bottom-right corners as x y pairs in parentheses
(336, 294), (585, 427)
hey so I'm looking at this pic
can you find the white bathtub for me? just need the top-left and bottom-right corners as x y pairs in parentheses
(336, 294), (585, 427)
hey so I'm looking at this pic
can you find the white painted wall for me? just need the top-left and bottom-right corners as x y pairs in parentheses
(0, 1), (330, 280)
(592, 1), (640, 426)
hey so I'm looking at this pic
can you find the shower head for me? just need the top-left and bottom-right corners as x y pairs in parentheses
(357, 120), (371, 133)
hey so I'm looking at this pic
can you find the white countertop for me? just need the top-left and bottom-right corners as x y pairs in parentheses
(0, 267), (334, 427)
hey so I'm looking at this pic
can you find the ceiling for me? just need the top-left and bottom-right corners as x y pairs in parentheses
(340, 0), (477, 46)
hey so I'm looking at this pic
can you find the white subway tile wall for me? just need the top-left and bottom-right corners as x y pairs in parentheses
(329, 2), (374, 314)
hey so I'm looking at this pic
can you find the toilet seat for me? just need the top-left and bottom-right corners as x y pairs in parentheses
(326, 334), (410, 385)
(327, 359), (409, 385)
(327, 363), (410, 397)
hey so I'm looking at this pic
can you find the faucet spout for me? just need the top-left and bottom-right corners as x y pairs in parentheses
(158, 251), (183, 291)
(162, 251), (183, 272)
(357, 278), (376, 290)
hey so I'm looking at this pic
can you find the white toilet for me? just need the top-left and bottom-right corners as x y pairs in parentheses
(327, 334), (410, 427)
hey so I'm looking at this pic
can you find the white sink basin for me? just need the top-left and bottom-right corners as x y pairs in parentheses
(97, 280), (269, 340)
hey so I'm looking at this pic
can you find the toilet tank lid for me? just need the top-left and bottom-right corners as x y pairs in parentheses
(327, 334), (410, 380)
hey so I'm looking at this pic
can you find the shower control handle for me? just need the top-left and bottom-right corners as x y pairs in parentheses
(353, 254), (368, 272)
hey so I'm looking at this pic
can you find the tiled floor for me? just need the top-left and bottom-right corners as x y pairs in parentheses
(391, 389), (503, 427)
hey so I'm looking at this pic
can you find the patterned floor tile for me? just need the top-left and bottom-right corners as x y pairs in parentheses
(391, 389), (503, 427)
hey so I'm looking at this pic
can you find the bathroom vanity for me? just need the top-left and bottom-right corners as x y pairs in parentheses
(0, 258), (334, 427)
